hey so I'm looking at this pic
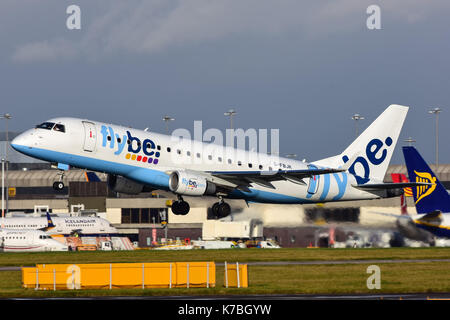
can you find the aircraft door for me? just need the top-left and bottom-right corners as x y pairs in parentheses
(307, 165), (320, 195)
(82, 121), (97, 152)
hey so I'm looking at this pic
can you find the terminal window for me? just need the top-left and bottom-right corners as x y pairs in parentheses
(121, 208), (163, 224)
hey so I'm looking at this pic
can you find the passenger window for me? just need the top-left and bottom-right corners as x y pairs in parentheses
(228, 159), (232, 164)
(53, 124), (65, 132)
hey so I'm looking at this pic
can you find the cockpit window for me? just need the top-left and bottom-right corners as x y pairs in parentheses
(53, 124), (65, 133)
(35, 122), (55, 130)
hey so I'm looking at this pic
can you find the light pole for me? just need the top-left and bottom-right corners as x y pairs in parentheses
(1, 158), (4, 221)
(404, 137), (416, 146)
(162, 116), (175, 134)
(351, 113), (364, 138)
(428, 107), (441, 170)
(0, 113), (11, 215)
(224, 109), (237, 130)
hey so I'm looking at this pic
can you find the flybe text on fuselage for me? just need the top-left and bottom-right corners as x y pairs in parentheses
(100, 125), (161, 165)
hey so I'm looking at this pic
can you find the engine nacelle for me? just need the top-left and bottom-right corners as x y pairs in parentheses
(107, 174), (144, 194)
(169, 171), (216, 196)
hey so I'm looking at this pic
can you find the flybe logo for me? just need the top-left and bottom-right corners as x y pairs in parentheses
(414, 170), (436, 204)
(342, 137), (393, 184)
(182, 178), (205, 190)
(100, 125), (161, 165)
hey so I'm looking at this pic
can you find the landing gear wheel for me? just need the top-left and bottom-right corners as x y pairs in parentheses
(211, 201), (231, 219)
(212, 202), (220, 219)
(53, 181), (64, 191)
(171, 200), (190, 215)
(218, 202), (231, 218)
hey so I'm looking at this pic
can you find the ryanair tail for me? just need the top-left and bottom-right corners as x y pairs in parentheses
(402, 146), (450, 214)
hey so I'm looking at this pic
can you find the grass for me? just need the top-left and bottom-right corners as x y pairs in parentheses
(1, 247), (450, 266)
(0, 247), (449, 297)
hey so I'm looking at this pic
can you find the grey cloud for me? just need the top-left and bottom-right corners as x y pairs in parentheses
(12, 0), (448, 63)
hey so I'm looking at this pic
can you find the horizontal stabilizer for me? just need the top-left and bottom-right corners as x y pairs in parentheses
(352, 182), (432, 191)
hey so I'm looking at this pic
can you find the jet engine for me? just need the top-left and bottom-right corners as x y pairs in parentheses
(169, 170), (216, 196)
(107, 174), (145, 194)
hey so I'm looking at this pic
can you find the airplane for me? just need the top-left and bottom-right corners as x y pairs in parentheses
(372, 146), (450, 244)
(1, 211), (118, 237)
(11, 104), (423, 219)
(0, 228), (68, 252)
(396, 146), (450, 240)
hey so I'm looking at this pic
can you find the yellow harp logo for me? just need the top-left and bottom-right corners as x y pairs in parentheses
(415, 170), (436, 204)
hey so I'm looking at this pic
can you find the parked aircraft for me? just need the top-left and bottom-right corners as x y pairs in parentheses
(1, 212), (117, 236)
(0, 229), (68, 252)
(11, 104), (422, 218)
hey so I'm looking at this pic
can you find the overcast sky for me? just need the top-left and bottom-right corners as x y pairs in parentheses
(1, 0), (450, 165)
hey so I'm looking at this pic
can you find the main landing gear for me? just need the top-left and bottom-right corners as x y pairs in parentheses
(171, 196), (190, 215)
(170, 195), (232, 219)
(211, 199), (231, 219)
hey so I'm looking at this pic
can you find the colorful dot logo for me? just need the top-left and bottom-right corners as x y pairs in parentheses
(125, 153), (159, 165)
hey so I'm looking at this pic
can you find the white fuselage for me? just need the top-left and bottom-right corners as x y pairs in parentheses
(1, 216), (117, 236)
(0, 229), (68, 252)
(11, 117), (389, 204)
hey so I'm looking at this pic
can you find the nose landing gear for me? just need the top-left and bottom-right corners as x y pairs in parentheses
(52, 170), (65, 191)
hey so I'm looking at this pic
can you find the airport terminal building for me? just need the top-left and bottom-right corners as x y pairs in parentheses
(2, 132), (449, 247)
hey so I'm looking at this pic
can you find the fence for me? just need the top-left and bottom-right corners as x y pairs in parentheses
(224, 262), (248, 288)
(22, 262), (215, 290)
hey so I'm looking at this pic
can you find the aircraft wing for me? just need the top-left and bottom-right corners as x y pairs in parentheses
(208, 167), (346, 191)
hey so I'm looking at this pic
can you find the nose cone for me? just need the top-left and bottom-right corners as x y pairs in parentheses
(11, 130), (33, 152)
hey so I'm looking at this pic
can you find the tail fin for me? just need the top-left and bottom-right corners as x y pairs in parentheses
(85, 171), (101, 182)
(402, 146), (450, 214)
(315, 104), (409, 184)
(39, 211), (56, 231)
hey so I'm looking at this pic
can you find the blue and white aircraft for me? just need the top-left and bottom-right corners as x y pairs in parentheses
(396, 146), (450, 241)
(11, 104), (419, 218)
